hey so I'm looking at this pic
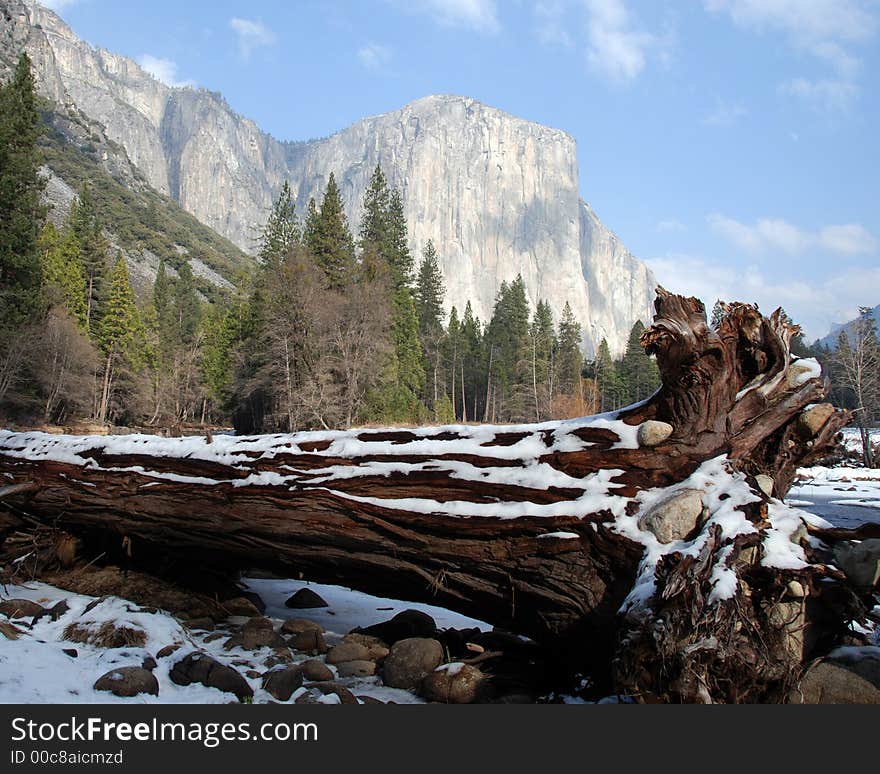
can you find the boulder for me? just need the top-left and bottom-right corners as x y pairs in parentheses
(636, 421), (673, 447)
(832, 539), (880, 588)
(94, 666), (159, 698)
(262, 666), (304, 701)
(290, 629), (328, 655)
(300, 659), (334, 682)
(34, 599), (70, 623)
(169, 652), (253, 701)
(754, 474), (774, 498)
(797, 403), (836, 437)
(637, 489), (703, 544)
(0, 599), (44, 619)
(342, 633), (390, 660)
(281, 618), (323, 636)
(419, 663), (487, 704)
(382, 637), (444, 689)
(826, 646), (880, 690)
(326, 641), (371, 664)
(789, 661), (880, 704)
(356, 609), (437, 644)
(334, 660), (376, 678)
(221, 596), (262, 618)
(307, 681), (359, 705)
(284, 588), (328, 609)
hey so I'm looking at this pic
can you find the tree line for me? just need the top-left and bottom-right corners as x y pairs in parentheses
(0, 53), (662, 433)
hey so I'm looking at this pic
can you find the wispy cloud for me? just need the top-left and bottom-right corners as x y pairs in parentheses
(535, 1), (573, 47)
(646, 253), (880, 340)
(357, 43), (393, 71)
(229, 17), (277, 60)
(702, 97), (748, 126)
(137, 55), (195, 89)
(708, 213), (877, 255)
(396, 0), (500, 33)
(657, 219), (686, 233)
(705, 0), (876, 110)
(779, 77), (859, 112)
(583, 0), (660, 83)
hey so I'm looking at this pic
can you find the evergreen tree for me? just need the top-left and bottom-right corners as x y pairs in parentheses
(460, 302), (482, 422)
(484, 276), (531, 419)
(530, 300), (556, 420)
(38, 222), (87, 329)
(385, 190), (413, 289)
(556, 301), (583, 396)
(619, 320), (660, 404)
(96, 255), (147, 422)
(0, 52), (45, 329)
(311, 174), (355, 289)
(415, 240), (446, 337)
(69, 186), (108, 334)
(259, 181), (299, 268)
(173, 260), (201, 343)
(358, 165), (391, 257)
(589, 339), (625, 412)
(303, 197), (320, 253)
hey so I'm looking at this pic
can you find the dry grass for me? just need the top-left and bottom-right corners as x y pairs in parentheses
(62, 621), (146, 648)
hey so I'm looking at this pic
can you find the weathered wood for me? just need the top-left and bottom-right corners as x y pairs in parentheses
(0, 290), (864, 700)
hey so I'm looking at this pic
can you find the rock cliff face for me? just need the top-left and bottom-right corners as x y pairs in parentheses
(2, 0), (656, 355)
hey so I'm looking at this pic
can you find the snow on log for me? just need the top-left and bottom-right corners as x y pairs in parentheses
(0, 289), (871, 702)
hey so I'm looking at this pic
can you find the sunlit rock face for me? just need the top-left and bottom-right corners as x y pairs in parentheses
(6, 0), (656, 355)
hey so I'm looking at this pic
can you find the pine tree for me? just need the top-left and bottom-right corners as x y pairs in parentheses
(484, 276), (531, 420)
(385, 190), (413, 289)
(259, 181), (299, 268)
(619, 320), (660, 404)
(173, 260), (201, 343)
(303, 197), (320, 253)
(460, 302), (482, 422)
(69, 186), (108, 334)
(415, 240), (445, 337)
(39, 222), (87, 328)
(556, 301), (583, 397)
(589, 339), (625, 412)
(96, 255), (147, 422)
(0, 52), (45, 329)
(311, 174), (355, 289)
(358, 165), (391, 258)
(530, 300), (556, 420)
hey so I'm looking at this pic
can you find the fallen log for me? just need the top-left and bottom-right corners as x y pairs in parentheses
(0, 289), (870, 701)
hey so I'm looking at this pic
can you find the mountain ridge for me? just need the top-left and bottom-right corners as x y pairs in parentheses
(3, 0), (657, 356)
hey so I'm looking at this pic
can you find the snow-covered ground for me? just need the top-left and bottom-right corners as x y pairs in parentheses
(0, 578), (489, 705)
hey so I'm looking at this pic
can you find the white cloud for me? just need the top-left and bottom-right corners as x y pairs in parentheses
(583, 0), (659, 82)
(708, 213), (876, 256)
(705, 1), (876, 110)
(780, 77), (859, 112)
(137, 55), (195, 89)
(657, 219), (686, 233)
(357, 43), (393, 71)
(819, 224), (877, 254)
(229, 17), (277, 60)
(645, 253), (880, 340)
(400, 0), (500, 33)
(702, 98), (748, 126)
(535, 1), (573, 47)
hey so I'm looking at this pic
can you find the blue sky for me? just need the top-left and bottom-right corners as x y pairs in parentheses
(42, 0), (879, 340)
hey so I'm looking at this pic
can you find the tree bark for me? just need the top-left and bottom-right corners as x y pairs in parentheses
(0, 290), (867, 701)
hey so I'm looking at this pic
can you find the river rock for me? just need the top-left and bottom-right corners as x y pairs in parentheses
(637, 489), (704, 544)
(169, 652), (253, 701)
(262, 666), (304, 701)
(357, 609), (437, 644)
(221, 596), (263, 618)
(300, 659), (334, 682)
(383, 637), (444, 689)
(281, 618), (323, 636)
(307, 681), (359, 705)
(754, 474), (774, 498)
(94, 666), (159, 698)
(832, 539), (880, 588)
(290, 629), (328, 655)
(419, 663), (487, 704)
(789, 661), (880, 704)
(343, 633), (390, 661)
(636, 421), (673, 447)
(284, 588), (328, 609)
(334, 660), (376, 678)
(326, 641), (371, 664)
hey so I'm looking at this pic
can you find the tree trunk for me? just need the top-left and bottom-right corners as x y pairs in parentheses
(0, 290), (868, 701)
